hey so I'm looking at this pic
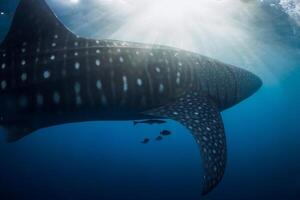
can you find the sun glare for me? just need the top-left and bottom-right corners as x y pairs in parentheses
(96, 0), (278, 83)
(53, 0), (286, 84)
(70, 0), (80, 4)
(103, 0), (253, 52)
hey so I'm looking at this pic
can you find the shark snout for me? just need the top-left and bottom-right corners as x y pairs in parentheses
(233, 67), (262, 103)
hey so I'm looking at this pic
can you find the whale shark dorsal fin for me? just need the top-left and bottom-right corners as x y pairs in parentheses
(145, 91), (227, 195)
(1, 0), (77, 48)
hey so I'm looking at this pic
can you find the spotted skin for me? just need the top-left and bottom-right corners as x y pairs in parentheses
(0, 0), (262, 196)
(145, 92), (226, 195)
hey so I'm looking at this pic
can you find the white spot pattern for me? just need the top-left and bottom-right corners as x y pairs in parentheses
(159, 84), (164, 93)
(95, 59), (101, 66)
(1, 80), (7, 90)
(96, 80), (102, 90)
(74, 62), (80, 70)
(43, 70), (51, 79)
(21, 73), (27, 81)
(123, 76), (128, 92)
(137, 78), (143, 86)
(74, 82), (81, 94)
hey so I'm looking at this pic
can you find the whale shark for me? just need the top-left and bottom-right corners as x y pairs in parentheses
(0, 0), (262, 195)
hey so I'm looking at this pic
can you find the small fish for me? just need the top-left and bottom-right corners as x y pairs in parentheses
(160, 130), (172, 136)
(141, 138), (150, 144)
(133, 119), (166, 125)
(155, 136), (163, 141)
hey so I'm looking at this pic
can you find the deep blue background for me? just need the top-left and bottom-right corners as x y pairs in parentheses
(0, 0), (299, 199)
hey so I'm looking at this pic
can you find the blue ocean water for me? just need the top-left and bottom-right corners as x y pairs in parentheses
(0, 0), (299, 199)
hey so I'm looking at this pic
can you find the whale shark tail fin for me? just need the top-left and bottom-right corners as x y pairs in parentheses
(1, 0), (77, 48)
(145, 91), (227, 195)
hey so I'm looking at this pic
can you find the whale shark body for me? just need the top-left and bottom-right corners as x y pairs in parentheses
(0, 0), (262, 195)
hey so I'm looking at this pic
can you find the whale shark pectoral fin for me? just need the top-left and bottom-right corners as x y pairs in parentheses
(3, 123), (36, 143)
(144, 92), (227, 195)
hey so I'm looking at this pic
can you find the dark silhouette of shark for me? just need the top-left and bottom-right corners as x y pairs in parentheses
(0, 0), (262, 195)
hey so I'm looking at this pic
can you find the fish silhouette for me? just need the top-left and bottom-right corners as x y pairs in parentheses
(141, 138), (150, 144)
(160, 130), (172, 136)
(155, 136), (163, 141)
(133, 119), (166, 125)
